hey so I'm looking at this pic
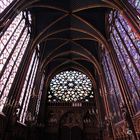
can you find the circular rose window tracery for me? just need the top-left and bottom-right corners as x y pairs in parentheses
(48, 71), (94, 102)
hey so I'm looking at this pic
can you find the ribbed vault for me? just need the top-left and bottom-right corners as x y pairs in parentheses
(0, 1), (140, 140)
(25, 0), (114, 91)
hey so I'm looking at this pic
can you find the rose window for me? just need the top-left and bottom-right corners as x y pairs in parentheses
(48, 71), (94, 102)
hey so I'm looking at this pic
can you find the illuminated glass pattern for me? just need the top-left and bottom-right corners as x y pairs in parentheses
(0, 11), (31, 112)
(36, 73), (45, 115)
(19, 46), (40, 123)
(102, 51), (122, 123)
(48, 71), (94, 102)
(108, 11), (140, 112)
(0, 0), (14, 13)
(128, 0), (140, 13)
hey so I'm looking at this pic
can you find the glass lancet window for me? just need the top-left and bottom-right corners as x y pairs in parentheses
(19, 46), (40, 123)
(108, 11), (140, 112)
(48, 71), (94, 102)
(0, 0), (14, 14)
(36, 73), (45, 115)
(0, 11), (31, 112)
(102, 51), (122, 123)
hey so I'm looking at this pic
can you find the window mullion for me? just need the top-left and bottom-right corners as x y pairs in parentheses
(104, 55), (122, 121)
(111, 34), (139, 112)
(117, 17), (140, 55)
(0, 18), (23, 56)
(18, 53), (36, 120)
(20, 56), (38, 123)
(111, 30), (137, 114)
(0, 0), (17, 15)
(0, 27), (26, 99)
(102, 59), (119, 120)
(114, 25), (140, 77)
(4, 32), (30, 115)
(0, 25), (26, 79)
(112, 33), (140, 100)
(36, 73), (45, 115)
(27, 58), (41, 112)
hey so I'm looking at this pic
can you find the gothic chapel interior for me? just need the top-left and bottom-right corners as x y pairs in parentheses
(0, 0), (140, 140)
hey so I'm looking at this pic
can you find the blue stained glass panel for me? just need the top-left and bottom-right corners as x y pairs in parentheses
(108, 11), (140, 111)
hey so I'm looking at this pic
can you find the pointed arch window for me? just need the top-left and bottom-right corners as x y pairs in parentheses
(0, 11), (31, 112)
(36, 73), (45, 115)
(19, 45), (40, 123)
(108, 11), (140, 112)
(102, 51), (122, 123)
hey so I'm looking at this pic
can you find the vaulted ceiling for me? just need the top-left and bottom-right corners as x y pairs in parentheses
(28, 0), (113, 88)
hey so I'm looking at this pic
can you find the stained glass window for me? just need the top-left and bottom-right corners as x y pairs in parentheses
(108, 11), (140, 112)
(128, 0), (140, 13)
(0, 11), (31, 112)
(102, 51), (122, 123)
(48, 71), (94, 102)
(19, 46), (40, 123)
(36, 73), (45, 115)
(0, 0), (14, 14)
